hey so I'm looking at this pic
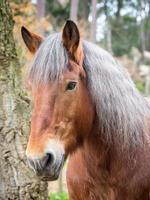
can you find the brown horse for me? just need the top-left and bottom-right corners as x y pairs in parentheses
(21, 20), (150, 200)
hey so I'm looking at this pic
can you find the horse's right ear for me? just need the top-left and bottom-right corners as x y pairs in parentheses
(21, 26), (43, 53)
(62, 20), (83, 65)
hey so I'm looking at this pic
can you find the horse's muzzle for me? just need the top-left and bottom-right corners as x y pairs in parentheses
(26, 140), (65, 181)
(27, 152), (65, 181)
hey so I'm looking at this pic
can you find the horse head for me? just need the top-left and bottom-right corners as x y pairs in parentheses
(21, 20), (94, 181)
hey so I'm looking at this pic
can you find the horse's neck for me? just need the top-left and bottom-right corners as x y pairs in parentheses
(81, 126), (150, 182)
(83, 133), (110, 170)
(78, 118), (109, 175)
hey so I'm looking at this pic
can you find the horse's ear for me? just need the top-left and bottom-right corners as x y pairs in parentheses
(21, 26), (43, 53)
(62, 20), (83, 64)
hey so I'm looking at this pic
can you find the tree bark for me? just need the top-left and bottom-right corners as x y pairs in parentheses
(90, 0), (97, 43)
(78, 0), (90, 21)
(37, 0), (45, 20)
(0, 1), (48, 199)
(140, 18), (146, 57)
(106, 18), (112, 53)
(70, 0), (79, 22)
(137, 0), (146, 58)
(104, 0), (112, 53)
(36, 0), (45, 35)
(116, 0), (123, 20)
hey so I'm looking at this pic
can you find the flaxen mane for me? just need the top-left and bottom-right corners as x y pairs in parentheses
(28, 33), (150, 153)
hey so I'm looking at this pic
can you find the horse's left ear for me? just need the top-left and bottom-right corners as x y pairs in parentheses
(21, 26), (43, 54)
(62, 20), (83, 64)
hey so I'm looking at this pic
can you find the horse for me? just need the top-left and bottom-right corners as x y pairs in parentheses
(21, 20), (150, 200)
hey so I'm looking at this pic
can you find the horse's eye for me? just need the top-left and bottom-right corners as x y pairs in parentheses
(66, 81), (77, 91)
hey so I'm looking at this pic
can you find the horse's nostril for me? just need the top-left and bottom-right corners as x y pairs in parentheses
(44, 152), (54, 169)
(27, 152), (55, 173)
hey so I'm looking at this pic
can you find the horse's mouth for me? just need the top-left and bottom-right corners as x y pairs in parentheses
(38, 155), (65, 181)
(40, 174), (59, 181)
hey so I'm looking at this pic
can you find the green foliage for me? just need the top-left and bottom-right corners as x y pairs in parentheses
(144, 60), (150, 66)
(46, 0), (70, 28)
(145, 17), (150, 51)
(49, 192), (69, 200)
(111, 15), (139, 56)
(10, 0), (29, 4)
(135, 80), (144, 93)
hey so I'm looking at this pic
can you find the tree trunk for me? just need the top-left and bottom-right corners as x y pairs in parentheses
(106, 18), (112, 53)
(37, 0), (45, 20)
(116, 0), (123, 20)
(78, 0), (90, 21)
(138, 0), (146, 58)
(104, 0), (112, 53)
(70, 0), (79, 22)
(90, 0), (97, 43)
(0, 1), (48, 199)
(36, 0), (45, 35)
(140, 18), (146, 57)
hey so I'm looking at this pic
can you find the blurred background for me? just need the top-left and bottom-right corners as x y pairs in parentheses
(7, 0), (150, 199)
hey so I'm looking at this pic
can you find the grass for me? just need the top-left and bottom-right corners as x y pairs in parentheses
(49, 192), (69, 200)
(135, 80), (145, 93)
